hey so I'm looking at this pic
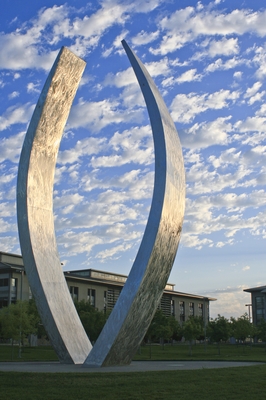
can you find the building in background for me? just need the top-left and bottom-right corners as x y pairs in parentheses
(244, 286), (266, 325)
(0, 251), (215, 325)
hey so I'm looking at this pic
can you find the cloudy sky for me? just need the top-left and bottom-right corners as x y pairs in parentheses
(1, 0), (266, 319)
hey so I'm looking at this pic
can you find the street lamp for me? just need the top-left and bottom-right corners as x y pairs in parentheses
(203, 297), (208, 352)
(245, 303), (252, 323)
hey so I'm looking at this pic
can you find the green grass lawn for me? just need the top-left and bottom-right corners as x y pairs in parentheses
(0, 344), (58, 362)
(1, 342), (266, 362)
(1, 343), (266, 400)
(134, 342), (266, 362)
(1, 365), (266, 400)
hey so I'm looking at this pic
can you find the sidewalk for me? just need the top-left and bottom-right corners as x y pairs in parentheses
(0, 360), (263, 373)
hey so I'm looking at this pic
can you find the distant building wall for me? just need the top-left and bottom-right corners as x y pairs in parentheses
(0, 251), (215, 326)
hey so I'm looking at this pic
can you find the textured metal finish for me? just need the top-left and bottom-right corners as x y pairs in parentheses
(83, 40), (186, 367)
(17, 47), (92, 364)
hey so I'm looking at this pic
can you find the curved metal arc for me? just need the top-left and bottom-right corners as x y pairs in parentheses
(17, 47), (92, 364)
(84, 41), (185, 367)
(16, 42), (185, 368)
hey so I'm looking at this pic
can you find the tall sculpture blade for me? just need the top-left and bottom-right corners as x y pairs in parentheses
(17, 47), (92, 364)
(83, 40), (186, 367)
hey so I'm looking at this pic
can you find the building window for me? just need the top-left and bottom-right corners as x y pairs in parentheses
(104, 291), (107, 313)
(0, 278), (8, 287)
(189, 302), (194, 316)
(198, 303), (203, 317)
(11, 278), (17, 287)
(171, 299), (175, 316)
(160, 294), (172, 317)
(107, 288), (121, 310)
(87, 289), (96, 307)
(179, 301), (185, 322)
(69, 286), (78, 301)
(255, 296), (265, 323)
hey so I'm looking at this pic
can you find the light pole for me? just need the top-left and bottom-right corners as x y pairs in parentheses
(245, 303), (252, 322)
(204, 297), (208, 352)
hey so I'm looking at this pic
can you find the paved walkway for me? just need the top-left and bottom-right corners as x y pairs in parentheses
(0, 360), (263, 373)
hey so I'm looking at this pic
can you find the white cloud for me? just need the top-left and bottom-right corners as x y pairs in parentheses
(0, 1), (162, 71)
(0, 131), (25, 163)
(244, 81), (262, 98)
(132, 30), (160, 46)
(170, 89), (239, 123)
(8, 91), (19, 99)
(205, 56), (245, 72)
(208, 37), (239, 57)
(27, 82), (40, 93)
(57, 136), (107, 165)
(96, 242), (133, 261)
(248, 91), (266, 105)
(151, 6), (266, 55)
(234, 116), (266, 133)
(253, 46), (266, 79)
(209, 287), (251, 319)
(68, 98), (144, 132)
(179, 117), (231, 149)
(242, 266), (250, 271)
(175, 68), (202, 84)
(90, 125), (154, 168)
(0, 5), (66, 70)
(233, 71), (242, 80)
(0, 103), (34, 131)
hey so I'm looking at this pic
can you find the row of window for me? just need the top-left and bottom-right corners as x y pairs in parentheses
(179, 301), (207, 322)
(69, 286), (96, 307)
(69, 286), (209, 323)
(69, 286), (120, 310)
(255, 296), (265, 323)
(0, 278), (17, 288)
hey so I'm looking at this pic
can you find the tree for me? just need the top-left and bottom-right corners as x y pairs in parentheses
(230, 313), (253, 344)
(74, 300), (109, 342)
(0, 301), (36, 356)
(257, 318), (266, 350)
(0, 301), (36, 341)
(182, 316), (203, 356)
(27, 299), (48, 340)
(207, 314), (230, 354)
(145, 310), (181, 344)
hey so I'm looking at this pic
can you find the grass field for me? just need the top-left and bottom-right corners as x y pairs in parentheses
(1, 342), (266, 362)
(1, 365), (266, 400)
(134, 342), (266, 362)
(1, 344), (266, 400)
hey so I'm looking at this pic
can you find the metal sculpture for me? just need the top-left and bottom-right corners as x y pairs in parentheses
(17, 47), (92, 364)
(17, 41), (185, 367)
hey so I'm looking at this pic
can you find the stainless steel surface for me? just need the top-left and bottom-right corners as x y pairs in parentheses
(17, 47), (92, 364)
(84, 41), (186, 367)
(17, 41), (185, 368)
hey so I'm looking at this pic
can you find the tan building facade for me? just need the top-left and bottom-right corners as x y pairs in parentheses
(0, 251), (216, 325)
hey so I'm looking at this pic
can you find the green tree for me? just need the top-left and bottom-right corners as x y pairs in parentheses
(257, 318), (266, 350)
(182, 316), (203, 356)
(230, 313), (253, 344)
(27, 299), (48, 340)
(0, 301), (36, 356)
(74, 300), (109, 342)
(207, 314), (230, 354)
(146, 310), (181, 344)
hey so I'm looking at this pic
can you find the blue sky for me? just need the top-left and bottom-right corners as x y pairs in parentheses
(1, 0), (266, 319)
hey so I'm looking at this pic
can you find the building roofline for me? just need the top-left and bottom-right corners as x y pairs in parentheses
(244, 285), (266, 293)
(65, 273), (216, 301)
(0, 251), (216, 301)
